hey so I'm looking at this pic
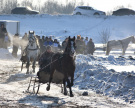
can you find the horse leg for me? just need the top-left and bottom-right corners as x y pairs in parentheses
(122, 47), (127, 55)
(26, 58), (30, 74)
(63, 79), (67, 95)
(67, 78), (74, 97)
(106, 47), (111, 55)
(71, 76), (74, 87)
(32, 59), (36, 73)
(46, 67), (55, 91)
(61, 84), (64, 93)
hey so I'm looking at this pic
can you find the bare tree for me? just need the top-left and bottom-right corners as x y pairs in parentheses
(0, 0), (4, 12)
(21, 0), (32, 8)
(0, 0), (17, 14)
(0, 0), (79, 14)
(98, 28), (111, 51)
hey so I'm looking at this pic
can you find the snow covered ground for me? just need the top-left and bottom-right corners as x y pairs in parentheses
(0, 14), (135, 107)
(1, 14), (135, 42)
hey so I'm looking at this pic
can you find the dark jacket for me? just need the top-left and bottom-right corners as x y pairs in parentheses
(0, 28), (7, 39)
(44, 41), (53, 46)
(39, 51), (54, 72)
(76, 39), (85, 54)
(86, 41), (95, 55)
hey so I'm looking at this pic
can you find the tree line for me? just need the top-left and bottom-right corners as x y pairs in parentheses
(0, 0), (78, 14)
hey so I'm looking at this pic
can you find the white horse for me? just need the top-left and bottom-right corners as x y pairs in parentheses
(106, 36), (135, 55)
(26, 31), (40, 74)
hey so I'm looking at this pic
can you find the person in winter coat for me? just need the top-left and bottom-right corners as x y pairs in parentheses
(76, 35), (84, 54)
(21, 32), (28, 55)
(0, 24), (7, 48)
(44, 37), (53, 47)
(52, 39), (61, 52)
(84, 37), (89, 46)
(80, 37), (85, 54)
(84, 37), (89, 54)
(4, 33), (11, 49)
(86, 38), (95, 55)
(38, 45), (54, 72)
(12, 33), (20, 57)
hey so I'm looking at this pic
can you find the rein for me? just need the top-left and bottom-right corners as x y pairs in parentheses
(28, 47), (39, 50)
(38, 52), (76, 73)
(38, 55), (63, 73)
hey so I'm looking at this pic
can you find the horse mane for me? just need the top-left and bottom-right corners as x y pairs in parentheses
(34, 36), (40, 48)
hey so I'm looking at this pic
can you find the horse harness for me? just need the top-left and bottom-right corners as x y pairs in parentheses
(28, 36), (39, 50)
(38, 54), (63, 73)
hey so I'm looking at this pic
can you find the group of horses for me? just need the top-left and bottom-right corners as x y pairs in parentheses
(21, 31), (76, 97)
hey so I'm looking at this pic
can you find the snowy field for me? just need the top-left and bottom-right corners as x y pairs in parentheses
(1, 14), (135, 107)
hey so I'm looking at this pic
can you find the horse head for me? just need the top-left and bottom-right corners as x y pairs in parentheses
(65, 36), (76, 57)
(28, 31), (35, 46)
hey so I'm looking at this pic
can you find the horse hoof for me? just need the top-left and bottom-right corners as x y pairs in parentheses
(71, 83), (74, 87)
(66, 85), (69, 88)
(64, 92), (67, 95)
(46, 86), (50, 91)
(70, 94), (74, 97)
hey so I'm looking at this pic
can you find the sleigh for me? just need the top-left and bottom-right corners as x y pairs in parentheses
(26, 69), (64, 94)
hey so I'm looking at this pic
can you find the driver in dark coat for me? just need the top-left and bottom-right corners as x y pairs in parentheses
(38, 45), (54, 72)
(0, 24), (7, 48)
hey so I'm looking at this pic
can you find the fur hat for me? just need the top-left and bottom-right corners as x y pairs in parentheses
(46, 45), (52, 50)
(77, 35), (81, 39)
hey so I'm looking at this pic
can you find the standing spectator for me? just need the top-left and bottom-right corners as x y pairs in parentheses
(62, 38), (68, 51)
(44, 37), (48, 42)
(80, 37), (85, 54)
(4, 33), (11, 49)
(84, 37), (89, 54)
(0, 24), (7, 48)
(12, 33), (20, 57)
(42, 36), (45, 41)
(86, 38), (95, 55)
(38, 36), (45, 55)
(53, 39), (61, 52)
(21, 32), (28, 55)
(22, 32), (28, 40)
(84, 37), (89, 46)
(44, 37), (53, 46)
(76, 35), (84, 54)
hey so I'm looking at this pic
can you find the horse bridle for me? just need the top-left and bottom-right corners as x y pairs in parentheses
(28, 36), (39, 50)
(65, 41), (76, 56)
(29, 36), (35, 44)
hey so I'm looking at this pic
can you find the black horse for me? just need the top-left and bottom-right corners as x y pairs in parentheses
(46, 36), (76, 97)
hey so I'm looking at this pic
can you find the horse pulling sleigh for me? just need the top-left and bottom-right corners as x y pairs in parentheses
(27, 36), (76, 97)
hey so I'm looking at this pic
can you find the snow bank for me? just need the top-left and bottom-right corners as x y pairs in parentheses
(74, 54), (135, 102)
